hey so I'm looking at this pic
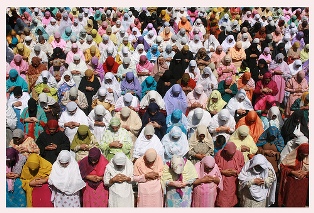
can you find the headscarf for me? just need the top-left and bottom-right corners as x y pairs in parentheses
(35, 70), (58, 88)
(48, 150), (85, 194)
(226, 89), (253, 117)
(267, 106), (284, 130)
(163, 84), (188, 115)
(236, 110), (264, 142)
(134, 36), (150, 52)
(197, 67), (218, 96)
(120, 72), (142, 98)
(238, 154), (276, 205)
(256, 126), (285, 152)
(6, 69), (28, 93)
(162, 126), (189, 160)
(189, 124), (214, 151)
(195, 156), (223, 189)
(44, 119), (60, 134)
(27, 98), (38, 117)
(79, 147), (109, 189)
(281, 143), (309, 170)
(70, 125), (93, 150)
(221, 35), (236, 52)
(206, 90), (227, 112)
(57, 71), (76, 88)
(103, 56), (119, 74)
(140, 90), (166, 110)
(105, 152), (134, 198)
(141, 76), (157, 98)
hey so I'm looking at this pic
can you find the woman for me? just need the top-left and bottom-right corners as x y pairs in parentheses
(161, 155), (198, 207)
(285, 70), (308, 117)
(208, 109), (236, 142)
(6, 69), (28, 96)
(162, 126), (189, 162)
(188, 125), (214, 165)
(103, 56), (120, 75)
(236, 72), (255, 101)
(253, 72), (278, 105)
(236, 110), (264, 143)
(78, 69), (101, 115)
(238, 154), (277, 207)
(216, 55), (237, 82)
(57, 71), (76, 111)
(192, 156), (223, 207)
(48, 150), (85, 207)
(120, 71), (142, 100)
(156, 69), (176, 97)
(20, 153), (53, 207)
(37, 93), (61, 121)
(6, 147), (27, 207)
(228, 41), (246, 69)
(195, 47), (211, 73)
(168, 51), (186, 81)
(226, 89), (253, 122)
(141, 76), (157, 99)
(104, 152), (134, 207)
(229, 125), (258, 162)
(290, 91), (309, 125)
(278, 143), (309, 207)
(186, 84), (208, 113)
(133, 148), (164, 207)
(177, 73), (196, 96)
(163, 84), (188, 115)
(20, 98), (47, 140)
(214, 142), (245, 207)
(36, 119), (70, 164)
(102, 72), (121, 102)
(71, 125), (99, 162)
(101, 117), (133, 161)
(152, 56), (169, 82)
(281, 110), (309, 144)
(256, 126), (285, 174)
(10, 54), (29, 81)
(185, 60), (200, 82)
(268, 53), (291, 104)
(133, 125), (164, 161)
(79, 147), (109, 207)
(267, 106), (284, 130)
(34, 70), (58, 101)
(136, 55), (154, 83)
(141, 102), (166, 140)
(166, 109), (188, 134)
(300, 44), (309, 63)
(217, 76), (238, 103)
(287, 41), (301, 64)
(196, 66), (218, 97)
(206, 90), (226, 116)
(221, 34), (236, 53)
(26, 57), (47, 92)
(245, 43), (261, 77)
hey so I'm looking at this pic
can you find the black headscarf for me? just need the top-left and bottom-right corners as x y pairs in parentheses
(169, 51), (185, 81)
(157, 70), (176, 97)
(272, 43), (287, 60)
(27, 98), (38, 117)
(13, 86), (22, 97)
(281, 110), (309, 144)
(142, 102), (166, 140)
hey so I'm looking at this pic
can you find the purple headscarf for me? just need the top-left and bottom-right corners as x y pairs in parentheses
(163, 84), (187, 115)
(91, 56), (104, 81)
(6, 147), (19, 168)
(120, 72), (142, 99)
(134, 36), (150, 52)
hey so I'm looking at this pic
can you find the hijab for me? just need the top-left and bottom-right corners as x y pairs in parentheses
(120, 72), (142, 98)
(206, 90), (226, 112)
(163, 84), (188, 115)
(256, 126), (285, 152)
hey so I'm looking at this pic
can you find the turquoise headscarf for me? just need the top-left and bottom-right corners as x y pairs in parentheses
(141, 76), (157, 98)
(6, 69), (28, 93)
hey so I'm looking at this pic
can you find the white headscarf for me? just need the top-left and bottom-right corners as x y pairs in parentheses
(196, 67), (218, 97)
(279, 135), (308, 164)
(105, 152), (134, 198)
(288, 59), (302, 76)
(226, 89), (253, 116)
(238, 154), (277, 206)
(133, 125), (165, 160)
(48, 150), (86, 195)
(140, 90), (166, 110)
(267, 106), (284, 130)
(221, 35), (236, 53)
(131, 44), (147, 64)
(57, 71), (76, 88)
(35, 70), (58, 88)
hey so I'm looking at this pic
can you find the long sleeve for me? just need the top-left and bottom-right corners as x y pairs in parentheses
(6, 105), (17, 130)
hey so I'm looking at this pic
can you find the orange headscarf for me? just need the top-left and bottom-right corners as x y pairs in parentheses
(237, 72), (254, 101)
(85, 69), (94, 82)
(236, 111), (264, 143)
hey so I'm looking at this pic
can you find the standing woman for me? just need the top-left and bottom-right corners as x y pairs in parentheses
(104, 152), (134, 207)
(192, 156), (223, 207)
(20, 98), (47, 140)
(278, 143), (309, 207)
(161, 155), (198, 207)
(133, 149), (164, 207)
(6, 147), (27, 207)
(78, 69), (101, 115)
(238, 154), (277, 207)
(20, 153), (53, 207)
(48, 150), (86, 207)
(79, 147), (109, 207)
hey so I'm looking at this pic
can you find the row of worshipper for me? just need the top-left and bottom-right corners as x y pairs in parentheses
(6, 107), (309, 207)
(6, 138), (308, 208)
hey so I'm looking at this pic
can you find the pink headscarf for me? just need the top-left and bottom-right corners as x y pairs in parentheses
(136, 55), (154, 73)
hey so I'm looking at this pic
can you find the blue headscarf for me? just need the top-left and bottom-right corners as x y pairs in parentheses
(6, 69), (28, 93)
(166, 109), (188, 134)
(61, 27), (74, 41)
(256, 126), (285, 152)
(146, 44), (160, 63)
(141, 76), (157, 98)
(35, 26), (50, 40)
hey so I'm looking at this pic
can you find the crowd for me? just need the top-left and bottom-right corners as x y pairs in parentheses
(6, 6), (309, 208)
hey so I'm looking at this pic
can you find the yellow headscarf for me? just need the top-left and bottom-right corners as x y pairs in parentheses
(20, 154), (52, 207)
(85, 69), (94, 82)
(206, 90), (227, 112)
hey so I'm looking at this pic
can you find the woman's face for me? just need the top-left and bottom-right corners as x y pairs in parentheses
(78, 133), (88, 140)
(145, 134), (153, 140)
(271, 114), (277, 120)
(238, 135), (247, 141)
(64, 75), (70, 82)
(211, 97), (218, 103)
(198, 134), (205, 141)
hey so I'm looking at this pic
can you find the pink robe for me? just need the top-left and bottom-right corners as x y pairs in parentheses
(51, 39), (67, 50)
(10, 60), (29, 81)
(192, 161), (223, 207)
(285, 77), (308, 116)
(217, 64), (236, 82)
(214, 150), (245, 207)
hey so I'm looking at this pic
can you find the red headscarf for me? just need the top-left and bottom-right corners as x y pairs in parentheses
(103, 56), (119, 74)
(45, 119), (60, 134)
